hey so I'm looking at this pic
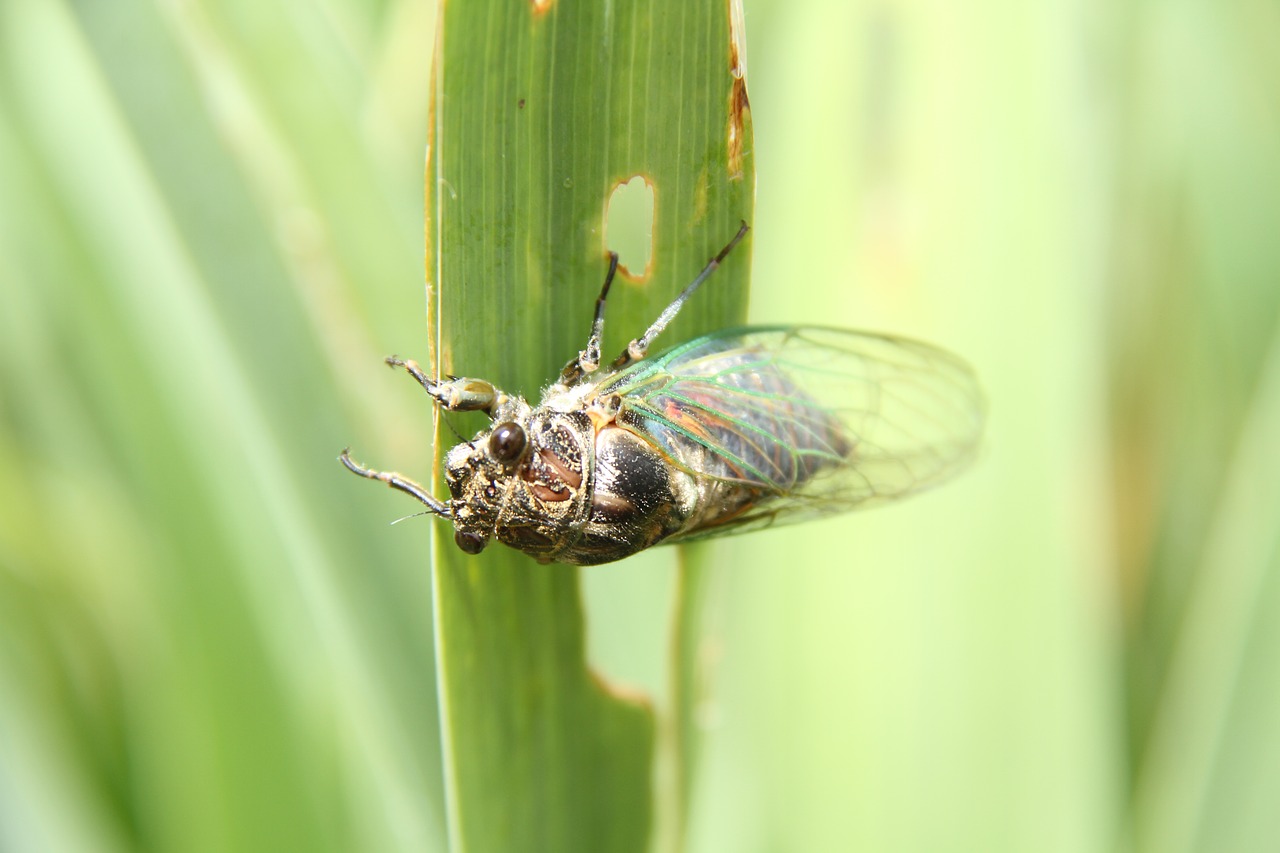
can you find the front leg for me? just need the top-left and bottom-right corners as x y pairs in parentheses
(386, 356), (497, 414)
(339, 449), (452, 518)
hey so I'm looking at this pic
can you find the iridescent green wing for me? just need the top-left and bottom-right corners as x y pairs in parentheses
(594, 326), (984, 538)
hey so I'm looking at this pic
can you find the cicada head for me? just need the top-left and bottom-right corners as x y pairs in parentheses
(444, 396), (595, 561)
(442, 396), (532, 556)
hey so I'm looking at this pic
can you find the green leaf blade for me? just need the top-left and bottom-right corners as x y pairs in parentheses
(428, 1), (754, 851)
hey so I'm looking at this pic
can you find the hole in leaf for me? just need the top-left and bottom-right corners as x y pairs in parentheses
(605, 176), (655, 279)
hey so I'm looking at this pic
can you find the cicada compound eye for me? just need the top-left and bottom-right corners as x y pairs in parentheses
(454, 530), (487, 555)
(488, 421), (527, 464)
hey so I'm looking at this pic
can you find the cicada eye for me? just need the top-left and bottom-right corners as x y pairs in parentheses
(454, 530), (487, 555)
(488, 422), (527, 464)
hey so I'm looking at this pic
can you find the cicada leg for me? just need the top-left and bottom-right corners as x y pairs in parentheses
(339, 449), (451, 517)
(559, 251), (620, 386)
(385, 356), (497, 415)
(608, 221), (750, 372)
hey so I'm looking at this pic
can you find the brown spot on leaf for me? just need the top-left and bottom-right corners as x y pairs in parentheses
(727, 77), (750, 181)
(727, 0), (750, 180)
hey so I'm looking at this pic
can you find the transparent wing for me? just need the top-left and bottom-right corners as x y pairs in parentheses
(594, 326), (985, 539)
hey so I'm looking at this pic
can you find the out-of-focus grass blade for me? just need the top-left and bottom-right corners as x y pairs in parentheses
(1105, 4), (1280, 851)
(427, 2), (753, 851)
(1128, 317), (1280, 853)
(0, 0), (444, 850)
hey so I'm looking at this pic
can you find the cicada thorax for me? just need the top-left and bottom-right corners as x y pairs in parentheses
(518, 414), (587, 502)
(444, 396), (685, 564)
(499, 405), (695, 565)
(476, 410), (594, 561)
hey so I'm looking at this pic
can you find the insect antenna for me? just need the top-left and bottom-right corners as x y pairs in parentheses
(390, 510), (436, 525)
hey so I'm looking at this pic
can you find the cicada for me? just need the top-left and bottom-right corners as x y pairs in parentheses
(341, 224), (983, 565)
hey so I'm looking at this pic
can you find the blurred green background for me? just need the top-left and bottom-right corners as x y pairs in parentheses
(2, 0), (1278, 851)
